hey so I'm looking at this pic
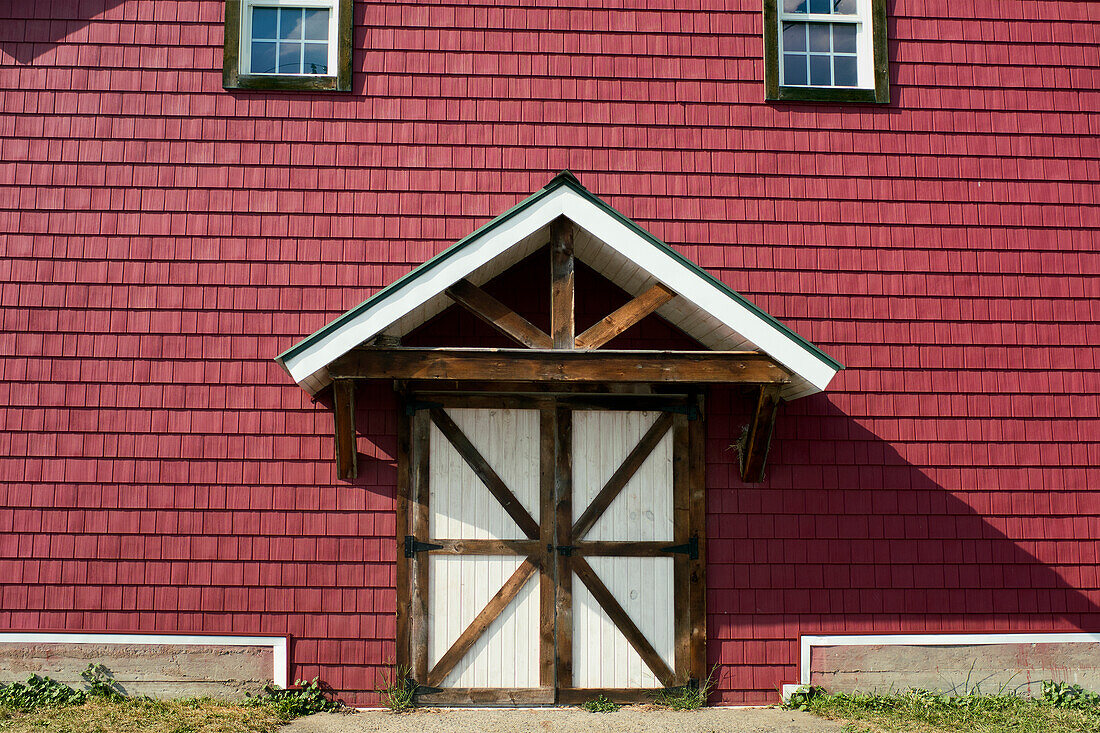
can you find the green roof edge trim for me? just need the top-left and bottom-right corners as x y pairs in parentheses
(276, 171), (844, 375)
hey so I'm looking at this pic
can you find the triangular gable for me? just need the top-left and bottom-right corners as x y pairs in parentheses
(276, 172), (842, 399)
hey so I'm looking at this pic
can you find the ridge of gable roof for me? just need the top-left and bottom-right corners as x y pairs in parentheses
(276, 172), (843, 397)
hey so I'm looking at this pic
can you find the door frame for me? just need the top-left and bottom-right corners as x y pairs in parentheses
(395, 386), (707, 706)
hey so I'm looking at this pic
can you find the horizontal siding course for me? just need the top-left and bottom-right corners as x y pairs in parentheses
(1, 0), (1098, 706)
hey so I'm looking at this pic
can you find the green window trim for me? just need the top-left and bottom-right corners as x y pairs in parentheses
(764, 0), (889, 104)
(223, 0), (353, 92)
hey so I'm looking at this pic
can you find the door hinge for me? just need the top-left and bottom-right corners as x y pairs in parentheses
(404, 399), (443, 416)
(659, 535), (699, 560)
(404, 535), (443, 558)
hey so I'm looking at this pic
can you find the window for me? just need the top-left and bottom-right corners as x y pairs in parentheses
(223, 0), (352, 92)
(764, 0), (888, 103)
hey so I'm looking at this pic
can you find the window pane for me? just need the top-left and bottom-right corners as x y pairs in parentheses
(809, 0), (831, 13)
(833, 23), (857, 52)
(783, 0), (807, 12)
(808, 23), (831, 52)
(783, 54), (808, 85)
(279, 8), (303, 40)
(783, 22), (807, 52)
(278, 42), (301, 73)
(250, 41), (277, 73)
(303, 9), (329, 40)
(809, 54), (832, 85)
(834, 0), (857, 13)
(251, 7), (277, 39)
(303, 42), (328, 74)
(834, 56), (858, 86)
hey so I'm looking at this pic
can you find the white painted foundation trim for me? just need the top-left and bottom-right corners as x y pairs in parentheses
(799, 632), (1100, 686)
(0, 632), (289, 689)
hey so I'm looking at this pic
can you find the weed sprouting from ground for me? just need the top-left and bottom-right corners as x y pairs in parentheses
(244, 677), (342, 718)
(581, 694), (620, 713)
(654, 666), (720, 710)
(786, 684), (1100, 733)
(376, 664), (417, 713)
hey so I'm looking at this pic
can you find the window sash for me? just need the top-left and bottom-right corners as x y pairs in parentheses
(777, 1), (873, 89)
(242, 0), (338, 77)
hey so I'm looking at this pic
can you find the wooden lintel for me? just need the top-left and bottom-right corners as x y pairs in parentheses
(332, 379), (357, 480)
(575, 282), (676, 350)
(550, 216), (575, 349)
(329, 348), (791, 384)
(740, 383), (782, 483)
(445, 278), (552, 349)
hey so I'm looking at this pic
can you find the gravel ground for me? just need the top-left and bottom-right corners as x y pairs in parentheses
(282, 706), (844, 733)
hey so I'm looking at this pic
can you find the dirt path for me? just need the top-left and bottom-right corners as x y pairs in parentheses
(282, 706), (844, 733)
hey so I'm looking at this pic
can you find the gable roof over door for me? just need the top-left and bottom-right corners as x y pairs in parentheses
(276, 172), (842, 399)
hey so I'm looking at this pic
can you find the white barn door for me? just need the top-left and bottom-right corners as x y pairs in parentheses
(570, 410), (676, 689)
(401, 397), (704, 705)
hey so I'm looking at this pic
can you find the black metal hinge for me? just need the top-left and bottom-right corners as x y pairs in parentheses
(659, 535), (699, 560)
(404, 535), (443, 557)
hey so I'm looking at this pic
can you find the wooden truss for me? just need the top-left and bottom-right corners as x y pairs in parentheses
(329, 217), (784, 483)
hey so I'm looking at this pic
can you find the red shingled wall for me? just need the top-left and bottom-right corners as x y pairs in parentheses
(1, 0), (1099, 705)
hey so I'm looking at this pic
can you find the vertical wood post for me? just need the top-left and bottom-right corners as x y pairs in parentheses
(409, 410), (431, 687)
(672, 413), (691, 684)
(550, 216), (575, 350)
(333, 379), (357, 480)
(395, 404), (411, 675)
(539, 409), (557, 688)
(688, 395), (707, 685)
(553, 405), (573, 692)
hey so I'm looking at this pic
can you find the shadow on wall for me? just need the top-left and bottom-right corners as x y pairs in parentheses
(706, 388), (1100, 702)
(0, 1), (127, 65)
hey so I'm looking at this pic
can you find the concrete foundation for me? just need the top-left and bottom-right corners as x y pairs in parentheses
(810, 642), (1100, 696)
(0, 642), (275, 699)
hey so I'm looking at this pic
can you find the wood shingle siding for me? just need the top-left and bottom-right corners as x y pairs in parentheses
(0, 0), (1097, 706)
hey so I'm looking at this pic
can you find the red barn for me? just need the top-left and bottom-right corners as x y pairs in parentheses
(1, 0), (1098, 707)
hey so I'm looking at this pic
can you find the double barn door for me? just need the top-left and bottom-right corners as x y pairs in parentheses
(397, 395), (705, 705)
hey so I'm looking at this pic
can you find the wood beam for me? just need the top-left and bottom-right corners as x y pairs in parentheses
(575, 282), (676, 350)
(414, 539), (541, 555)
(329, 348), (791, 384)
(740, 383), (782, 483)
(332, 379), (357, 480)
(550, 216), (575, 349)
(445, 278), (552, 349)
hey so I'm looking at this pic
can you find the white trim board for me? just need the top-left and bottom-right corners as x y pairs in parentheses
(276, 173), (842, 400)
(0, 632), (289, 689)
(799, 632), (1100, 686)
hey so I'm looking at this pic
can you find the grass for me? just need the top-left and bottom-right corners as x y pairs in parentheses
(653, 666), (721, 710)
(0, 696), (287, 733)
(580, 694), (620, 713)
(0, 667), (342, 733)
(376, 664), (416, 713)
(791, 687), (1100, 733)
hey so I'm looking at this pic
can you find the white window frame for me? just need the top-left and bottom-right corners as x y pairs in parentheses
(777, 0), (874, 90)
(241, 0), (339, 78)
